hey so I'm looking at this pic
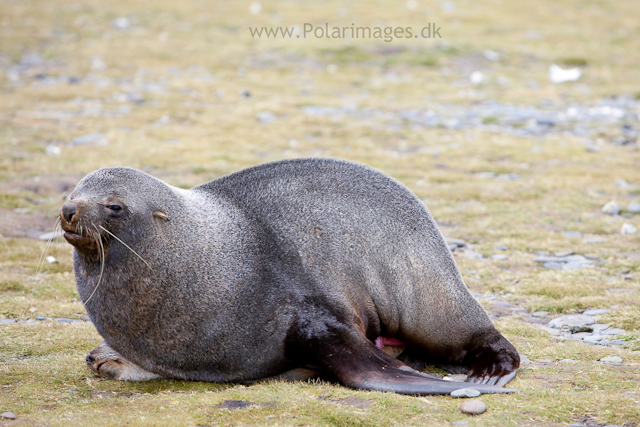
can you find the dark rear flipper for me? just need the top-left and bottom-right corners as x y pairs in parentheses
(315, 331), (518, 395)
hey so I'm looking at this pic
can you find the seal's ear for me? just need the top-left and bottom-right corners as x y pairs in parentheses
(152, 211), (169, 221)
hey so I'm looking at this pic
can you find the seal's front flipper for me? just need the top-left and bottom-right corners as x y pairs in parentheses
(86, 341), (164, 381)
(320, 335), (518, 395)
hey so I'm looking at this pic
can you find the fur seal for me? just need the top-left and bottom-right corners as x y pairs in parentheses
(60, 158), (519, 395)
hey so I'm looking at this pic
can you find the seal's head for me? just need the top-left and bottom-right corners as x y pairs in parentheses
(60, 167), (172, 260)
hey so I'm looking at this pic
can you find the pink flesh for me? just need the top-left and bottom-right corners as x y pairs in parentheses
(374, 336), (406, 350)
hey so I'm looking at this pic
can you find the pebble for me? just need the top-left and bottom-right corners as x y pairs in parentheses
(621, 223), (637, 234)
(445, 237), (467, 248)
(54, 318), (81, 324)
(35, 316), (46, 321)
(582, 309), (609, 316)
(1, 319), (16, 325)
(599, 340), (626, 346)
(563, 231), (582, 238)
(602, 201), (621, 215)
(534, 254), (592, 270)
(491, 254), (508, 261)
(554, 250), (574, 257)
(71, 132), (108, 146)
(460, 400), (486, 415)
(599, 356), (622, 363)
(548, 315), (595, 329)
(627, 201), (640, 213)
(582, 236), (608, 243)
(256, 111), (275, 124)
(583, 335), (604, 344)
(451, 388), (481, 398)
(1, 412), (16, 420)
(600, 328), (625, 336)
(532, 311), (548, 317)
(45, 145), (61, 155)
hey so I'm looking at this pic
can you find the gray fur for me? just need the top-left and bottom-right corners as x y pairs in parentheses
(62, 158), (519, 394)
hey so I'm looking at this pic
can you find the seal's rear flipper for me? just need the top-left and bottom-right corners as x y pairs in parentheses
(321, 336), (518, 395)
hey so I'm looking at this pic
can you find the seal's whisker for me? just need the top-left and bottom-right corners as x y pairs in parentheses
(36, 217), (61, 276)
(98, 225), (153, 271)
(84, 225), (105, 305)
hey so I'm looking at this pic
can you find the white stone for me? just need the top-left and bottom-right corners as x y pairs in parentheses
(621, 223), (637, 235)
(451, 388), (481, 398)
(599, 356), (622, 363)
(601, 201), (621, 215)
(548, 315), (595, 329)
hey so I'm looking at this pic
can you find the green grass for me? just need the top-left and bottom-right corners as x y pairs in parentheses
(1, 0), (640, 425)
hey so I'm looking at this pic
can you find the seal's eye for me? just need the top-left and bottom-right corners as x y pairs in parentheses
(106, 204), (123, 214)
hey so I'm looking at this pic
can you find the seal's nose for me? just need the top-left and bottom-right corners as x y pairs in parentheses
(86, 353), (94, 364)
(62, 202), (77, 223)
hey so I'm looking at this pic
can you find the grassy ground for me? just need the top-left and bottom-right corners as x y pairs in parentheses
(1, 0), (639, 425)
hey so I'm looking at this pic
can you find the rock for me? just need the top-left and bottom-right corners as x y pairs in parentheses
(602, 201), (621, 215)
(559, 359), (577, 364)
(563, 231), (582, 238)
(600, 328), (625, 336)
(567, 332), (592, 340)
(599, 356), (622, 363)
(1, 319), (16, 325)
(627, 201), (640, 213)
(483, 50), (500, 61)
(592, 324), (611, 333)
(614, 179), (631, 188)
(112, 16), (131, 29)
(583, 335), (604, 344)
(72, 133), (108, 146)
(532, 311), (548, 318)
(460, 400), (486, 415)
(491, 254), (508, 261)
(35, 316), (46, 321)
(535, 254), (592, 270)
(1, 412), (16, 420)
(543, 261), (563, 270)
(45, 145), (61, 155)
(519, 355), (531, 364)
(256, 111), (275, 124)
(451, 388), (481, 398)
(45, 256), (58, 264)
(470, 71), (484, 85)
(494, 245), (508, 251)
(583, 236), (608, 244)
(549, 315), (595, 329)
(55, 318), (81, 324)
(582, 309), (609, 316)
(554, 250), (575, 257)
(621, 223), (637, 234)
(599, 340), (626, 346)
(549, 64), (581, 83)
(445, 237), (467, 247)
(496, 173), (520, 181)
